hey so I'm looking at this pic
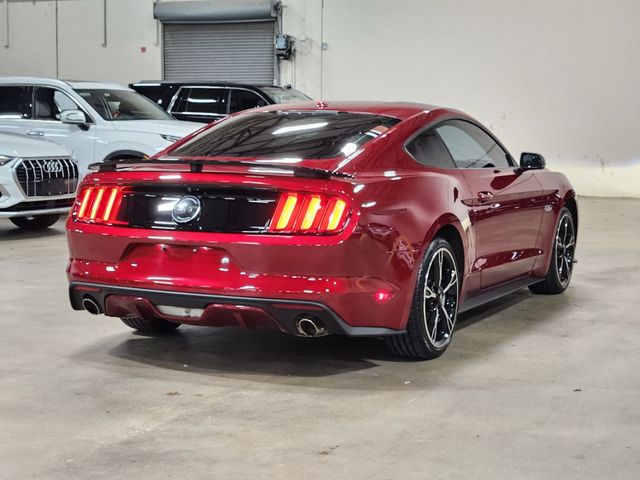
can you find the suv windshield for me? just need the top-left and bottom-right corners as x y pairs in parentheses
(170, 111), (400, 159)
(260, 87), (311, 104)
(75, 89), (172, 121)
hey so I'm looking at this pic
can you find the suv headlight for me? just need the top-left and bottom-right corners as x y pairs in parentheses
(0, 155), (17, 166)
(161, 134), (181, 143)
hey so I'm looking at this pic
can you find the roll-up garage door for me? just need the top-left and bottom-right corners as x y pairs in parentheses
(162, 21), (275, 84)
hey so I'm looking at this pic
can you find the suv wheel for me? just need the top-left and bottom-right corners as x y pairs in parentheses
(10, 214), (60, 231)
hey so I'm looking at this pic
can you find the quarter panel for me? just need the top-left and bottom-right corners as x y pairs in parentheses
(352, 168), (473, 326)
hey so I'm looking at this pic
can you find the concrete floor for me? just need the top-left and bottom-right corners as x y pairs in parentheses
(0, 197), (638, 479)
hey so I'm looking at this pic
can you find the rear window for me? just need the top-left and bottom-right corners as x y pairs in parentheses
(170, 111), (400, 159)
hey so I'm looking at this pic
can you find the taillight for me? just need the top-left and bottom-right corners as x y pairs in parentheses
(270, 192), (350, 234)
(73, 186), (126, 225)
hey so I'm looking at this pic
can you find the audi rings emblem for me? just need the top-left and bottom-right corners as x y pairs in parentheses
(43, 161), (64, 174)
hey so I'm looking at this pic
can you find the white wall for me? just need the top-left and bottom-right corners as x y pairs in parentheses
(280, 0), (640, 198)
(0, 0), (58, 76)
(0, 0), (161, 80)
(0, 0), (638, 197)
(57, 0), (162, 82)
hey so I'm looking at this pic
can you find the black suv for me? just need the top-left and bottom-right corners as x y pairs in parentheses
(129, 81), (311, 123)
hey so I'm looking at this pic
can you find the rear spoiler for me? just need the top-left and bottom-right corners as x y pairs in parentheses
(89, 158), (352, 180)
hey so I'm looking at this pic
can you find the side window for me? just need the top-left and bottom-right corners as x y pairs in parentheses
(229, 89), (267, 114)
(34, 88), (81, 121)
(170, 88), (190, 114)
(0, 86), (32, 119)
(53, 90), (79, 114)
(33, 88), (57, 120)
(77, 90), (108, 119)
(436, 120), (511, 168)
(407, 129), (456, 169)
(178, 87), (228, 116)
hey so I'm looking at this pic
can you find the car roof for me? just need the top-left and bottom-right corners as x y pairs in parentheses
(130, 80), (286, 89)
(0, 76), (130, 90)
(65, 80), (130, 90)
(253, 100), (452, 121)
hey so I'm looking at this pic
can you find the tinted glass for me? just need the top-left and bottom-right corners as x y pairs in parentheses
(229, 89), (267, 114)
(130, 84), (164, 103)
(75, 89), (172, 121)
(407, 130), (456, 169)
(34, 88), (57, 120)
(171, 111), (400, 159)
(170, 88), (190, 114)
(436, 120), (510, 168)
(260, 87), (311, 103)
(0, 86), (32, 119)
(180, 87), (228, 116)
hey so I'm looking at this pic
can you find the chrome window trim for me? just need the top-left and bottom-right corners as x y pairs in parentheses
(167, 86), (228, 116)
(167, 86), (270, 117)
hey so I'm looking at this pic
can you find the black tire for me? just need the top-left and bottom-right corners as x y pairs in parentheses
(120, 316), (181, 334)
(529, 207), (576, 295)
(385, 237), (460, 360)
(10, 214), (60, 231)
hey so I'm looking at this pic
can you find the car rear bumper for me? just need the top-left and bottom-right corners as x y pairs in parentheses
(0, 180), (74, 218)
(69, 282), (405, 337)
(0, 205), (71, 218)
(66, 212), (420, 331)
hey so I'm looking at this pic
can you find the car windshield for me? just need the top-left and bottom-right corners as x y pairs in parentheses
(260, 87), (311, 104)
(75, 89), (173, 121)
(169, 111), (400, 159)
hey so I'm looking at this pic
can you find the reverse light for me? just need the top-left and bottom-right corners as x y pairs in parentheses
(270, 192), (350, 234)
(73, 186), (126, 225)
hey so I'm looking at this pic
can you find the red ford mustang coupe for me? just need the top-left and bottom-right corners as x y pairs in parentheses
(66, 101), (577, 359)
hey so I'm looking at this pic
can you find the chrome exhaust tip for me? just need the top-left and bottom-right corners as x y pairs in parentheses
(82, 297), (103, 315)
(295, 317), (328, 337)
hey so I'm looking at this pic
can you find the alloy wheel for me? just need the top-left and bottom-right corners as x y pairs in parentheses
(555, 213), (575, 287)
(423, 248), (459, 348)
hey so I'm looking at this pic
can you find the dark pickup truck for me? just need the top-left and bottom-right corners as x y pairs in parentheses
(129, 81), (311, 123)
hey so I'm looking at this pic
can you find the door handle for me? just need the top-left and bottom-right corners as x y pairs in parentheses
(27, 131), (45, 136)
(477, 191), (494, 202)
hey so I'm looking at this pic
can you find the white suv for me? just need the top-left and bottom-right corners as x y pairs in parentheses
(0, 131), (78, 230)
(0, 77), (202, 175)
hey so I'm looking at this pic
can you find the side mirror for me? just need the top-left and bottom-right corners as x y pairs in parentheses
(519, 152), (546, 171)
(60, 110), (87, 125)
